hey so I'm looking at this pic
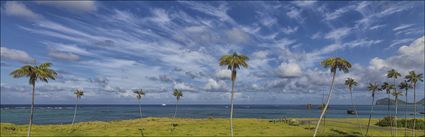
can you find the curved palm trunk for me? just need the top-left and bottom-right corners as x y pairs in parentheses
(27, 84), (35, 137)
(313, 71), (336, 137)
(349, 88), (363, 136)
(72, 97), (79, 125)
(229, 77), (235, 137)
(412, 83), (416, 137)
(173, 99), (179, 120)
(138, 99), (143, 118)
(404, 89), (408, 137)
(365, 94), (375, 136)
(395, 96), (398, 136)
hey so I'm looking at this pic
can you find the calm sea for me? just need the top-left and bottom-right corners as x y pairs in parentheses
(0, 104), (422, 125)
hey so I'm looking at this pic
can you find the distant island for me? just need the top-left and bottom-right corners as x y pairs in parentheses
(376, 98), (425, 105)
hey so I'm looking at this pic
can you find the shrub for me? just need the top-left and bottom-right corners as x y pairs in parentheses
(376, 116), (425, 130)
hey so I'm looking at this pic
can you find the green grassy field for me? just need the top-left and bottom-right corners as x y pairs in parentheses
(1, 118), (424, 136)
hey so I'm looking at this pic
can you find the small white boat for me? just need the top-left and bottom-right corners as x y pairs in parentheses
(162, 104), (167, 106)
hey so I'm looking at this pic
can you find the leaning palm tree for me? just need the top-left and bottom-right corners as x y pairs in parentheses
(172, 89), (183, 120)
(344, 78), (363, 135)
(133, 89), (145, 118)
(365, 82), (380, 136)
(392, 91), (403, 136)
(399, 81), (411, 136)
(72, 89), (84, 126)
(219, 52), (249, 137)
(405, 71), (423, 136)
(10, 62), (57, 137)
(313, 57), (351, 137)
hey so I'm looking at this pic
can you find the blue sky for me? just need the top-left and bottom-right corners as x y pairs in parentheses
(1, 1), (424, 104)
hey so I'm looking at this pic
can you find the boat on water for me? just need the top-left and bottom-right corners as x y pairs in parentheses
(162, 104), (166, 106)
(347, 109), (356, 115)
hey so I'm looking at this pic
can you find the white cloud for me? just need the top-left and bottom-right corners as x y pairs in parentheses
(346, 39), (383, 48)
(286, 7), (304, 23)
(36, 1), (96, 12)
(3, 1), (42, 20)
(393, 24), (414, 31)
(81, 59), (137, 68)
(369, 24), (386, 30)
(204, 78), (227, 92)
(48, 49), (80, 61)
(252, 50), (269, 59)
(277, 62), (302, 78)
(323, 5), (355, 21)
(215, 69), (231, 79)
(0, 47), (35, 63)
(292, 1), (316, 8)
(282, 26), (299, 34)
(310, 32), (322, 39)
(174, 82), (195, 91)
(324, 27), (351, 40)
(225, 28), (250, 44)
(148, 8), (171, 24)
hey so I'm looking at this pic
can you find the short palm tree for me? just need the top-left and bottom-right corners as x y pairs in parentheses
(172, 89), (183, 120)
(344, 78), (363, 135)
(405, 71), (423, 136)
(392, 91), (403, 136)
(399, 81), (411, 136)
(366, 82), (380, 136)
(219, 52), (249, 137)
(133, 89), (145, 118)
(72, 89), (84, 126)
(10, 62), (57, 137)
(313, 57), (351, 137)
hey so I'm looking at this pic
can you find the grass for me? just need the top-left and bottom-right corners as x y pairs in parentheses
(1, 117), (424, 136)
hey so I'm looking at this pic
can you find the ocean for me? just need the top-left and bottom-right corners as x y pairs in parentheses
(0, 104), (422, 125)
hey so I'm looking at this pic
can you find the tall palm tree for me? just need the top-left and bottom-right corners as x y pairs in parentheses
(133, 89), (145, 118)
(392, 91), (403, 136)
(10, 62), (57, 137)
(399, 81), (411, 136)
(172, 89), (183, 120)
(366, 82), (380, 136)
(313, 57), (351, 137)
(72, 89), (84, 126)
(387, 69), (401, 135)
(405, 71), (423, 136)
(219, 52), (249, 137)
(382, 82), (396, 135)
(344, 78), (363, 135)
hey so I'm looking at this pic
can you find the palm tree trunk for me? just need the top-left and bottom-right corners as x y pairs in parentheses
(72, 97), (79, 125)
(388, 93), (394, 137)
(138, 99), (143, 118)
(173, 99), (179, 120)
(395, 96), (398, 136)
(412, 83), (416, 137)
(366, 94), (375, 136)
(313, 71), (336, 137)
(27, 83), (35, 137)
(349, 88), (363, 136)
(229, 78), (235, 137)
(404, 89), (408, 137)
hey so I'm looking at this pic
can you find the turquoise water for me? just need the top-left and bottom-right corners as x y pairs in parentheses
(0, 104), (422, 125)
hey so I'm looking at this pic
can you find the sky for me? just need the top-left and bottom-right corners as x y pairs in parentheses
(1, 1), (424, 105)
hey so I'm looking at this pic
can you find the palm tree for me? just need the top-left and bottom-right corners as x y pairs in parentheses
(72, 89), (84, 126)
(10, 62), (57, 137)
(344, 78), (363, 135)
(219, 52), (249, 137)
(313, 57), (351, 137)
(387, 69), (401, 135)
(366, 82), (380, 136)
(405, 71), (423, 136)
(133, 89), (145, 118)
(399, 81), (411, 136)
(382, 82), (396, 135)
(172, 89), (183, 120)
(392, 91), (403, 136)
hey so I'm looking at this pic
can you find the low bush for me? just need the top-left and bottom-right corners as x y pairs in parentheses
(376, 116), (425, 130)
